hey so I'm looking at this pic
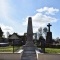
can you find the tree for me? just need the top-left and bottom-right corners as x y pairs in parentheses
(39, 36), (45, 53)
(56, 37), (59, 43)
(43, 27), (47, 37)
(0, 27), (3, 38)
(38, 27), (43, 37)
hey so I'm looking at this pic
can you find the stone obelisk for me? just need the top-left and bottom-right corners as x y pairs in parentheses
(21, 17), (37, 60)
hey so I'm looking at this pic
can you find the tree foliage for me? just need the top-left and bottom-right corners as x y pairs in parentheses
(43, 27), (47, 36)
(38, 27), (43, 37)
(0, 27), (3, 38)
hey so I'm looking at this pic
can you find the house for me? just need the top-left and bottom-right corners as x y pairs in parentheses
(8, 33), (26, 46)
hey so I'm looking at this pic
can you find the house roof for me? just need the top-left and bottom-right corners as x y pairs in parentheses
(9, 33), (25, 40)
(9, 33), (20, 39)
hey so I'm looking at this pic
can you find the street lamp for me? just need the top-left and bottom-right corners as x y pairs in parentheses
(13, 39), (14, 53)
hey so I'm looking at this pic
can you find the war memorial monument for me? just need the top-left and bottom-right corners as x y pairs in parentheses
(21, 17), (37, 60)
(46, 23), (52, 46)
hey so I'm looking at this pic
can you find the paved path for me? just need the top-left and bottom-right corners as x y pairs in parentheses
(17, 48), (44, 59)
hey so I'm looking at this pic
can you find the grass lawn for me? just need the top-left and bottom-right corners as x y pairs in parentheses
(45, 48), (60, 54)
(0, 46), (21, 52)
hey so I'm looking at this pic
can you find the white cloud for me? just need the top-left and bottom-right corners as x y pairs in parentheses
(23, 13), (57, 32)
(0, 23), (14, 37)
(23, 7), (59, 33)
(32, 13), (57, 25)
(37, 7), (59, 15)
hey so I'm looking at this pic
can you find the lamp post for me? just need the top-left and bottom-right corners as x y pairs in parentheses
(13, 39), (14, 53)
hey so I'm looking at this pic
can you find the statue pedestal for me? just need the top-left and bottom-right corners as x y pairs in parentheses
(46, 32), (52, 47)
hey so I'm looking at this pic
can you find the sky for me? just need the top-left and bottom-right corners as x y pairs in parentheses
(0, 0), (60, 38)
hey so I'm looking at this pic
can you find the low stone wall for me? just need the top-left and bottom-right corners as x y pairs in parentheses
(0, 53), (60, 60)
(0, 53), (22, 60)
(38, 53), (60, 60)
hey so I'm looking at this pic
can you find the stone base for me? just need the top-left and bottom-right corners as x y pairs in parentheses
(23, 45), (36, 51)
(21, 50), (37, 60)
(21, 45), (37, 60)
(46, 32), (52, 46)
